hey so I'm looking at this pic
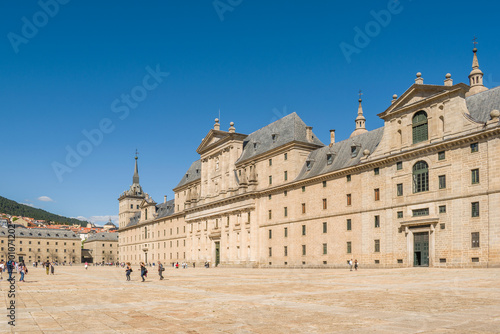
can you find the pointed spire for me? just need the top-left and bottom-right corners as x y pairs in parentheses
(350, 91), (368, 138)
(133, 150), (139, 184)
(466, 38), (488, 97)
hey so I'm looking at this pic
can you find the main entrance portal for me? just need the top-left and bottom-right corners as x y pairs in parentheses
(413, 232), (429, 267)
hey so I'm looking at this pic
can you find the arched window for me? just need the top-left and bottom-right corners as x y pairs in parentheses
(412, 111), (428, 144)
(413, 161), (429, 193)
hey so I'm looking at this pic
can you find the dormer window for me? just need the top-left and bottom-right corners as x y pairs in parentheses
(253, 143), (257, 150)
(186, 173), (189, 179)
(306, 160), (312, 171)
(327, 154), (333, 165)
(351, 146), (359, 158)
(272, 134), (278, 143)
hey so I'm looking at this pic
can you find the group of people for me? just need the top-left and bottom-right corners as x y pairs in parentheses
(0, 260), (28, 282)
(348, 259), (359, 271)
(125, 261), (166, 281)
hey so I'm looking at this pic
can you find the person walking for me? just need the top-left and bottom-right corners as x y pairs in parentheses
(6, 259), (14, 280)
(349, 259), (353, 271)
(85, 262), (88, 270)
(158, 261), (164, 280)
(50, 262), (55, 275)
(140, 262), (147, 282)
(19, 263), (26, 282)
(0, 260), (4, 280)
(354, 259), (358, 271)
(125, 262), (132, 281)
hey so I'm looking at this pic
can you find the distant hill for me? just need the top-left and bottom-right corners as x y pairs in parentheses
(0, 196), (88, 226)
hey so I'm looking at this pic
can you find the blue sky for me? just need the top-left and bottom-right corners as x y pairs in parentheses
(1, 0), (499, 225)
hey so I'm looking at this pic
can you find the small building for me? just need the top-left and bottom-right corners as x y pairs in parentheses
(83, 232), (119, 264)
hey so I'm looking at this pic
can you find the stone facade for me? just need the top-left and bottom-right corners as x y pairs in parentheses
(83, 232), (119, 264)
(118, 48), (500, 268)
(0, 227), (81, 263)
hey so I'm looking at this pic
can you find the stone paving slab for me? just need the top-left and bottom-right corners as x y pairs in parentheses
(0, 266), (499, 333)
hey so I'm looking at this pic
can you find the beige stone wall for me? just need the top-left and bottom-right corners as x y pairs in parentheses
(84, 239), (118, 263)
(0, 236), (81, 263)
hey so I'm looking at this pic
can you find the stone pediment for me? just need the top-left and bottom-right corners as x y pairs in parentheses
(378, 83), (469, 120)
(196, 129), (247, 155)
(139, 197), (156, 208)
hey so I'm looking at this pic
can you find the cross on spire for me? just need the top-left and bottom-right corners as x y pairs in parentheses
(358, 89), (363, 99)
(135, 149), (139, 160)
(472, 36), (478, 48)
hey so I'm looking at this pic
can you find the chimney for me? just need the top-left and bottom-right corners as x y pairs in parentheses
(415, 72), (423, 84)
(444, 73), (453, 86)
(306, 126), (313, 142)
(164, 195), (167, 204)
(329, 129), (335, 145)
(214, 118), (220, 130)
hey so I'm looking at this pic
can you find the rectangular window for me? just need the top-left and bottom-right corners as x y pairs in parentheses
(302, 186), (306, 192)
(269, 159), (272, 166)
(397, 183), (403, 196)
(284, 227), (288, 237)
(439, 175), (446, 189)
(302, 245), (306, 256)
(284, 207), (288, 217)
(284, 190), (287, 197)
(397, 211), (403, 219)
(323, 243), (327, 255)
(346, 175), (351, 182)
(412, 208), (429, 217)
(470, 142), (479, 153)
(471, 232), (480, 248)
(396, 161), (403, 170)
(268, 229), (272, 239)
(284, 153), (288, 160)
(471, 169), (479, 184)
(374, 239), (380, 252)
(471, 202), (480, 217)
(322, 222), (327, 233)
(284, 246), (288, 256)
(347, 194), (351, 206)
(374, 167), (379, 175)
(346, 219), (352, 230)
(269, 247), (272, 257)
(323, 181), (327, 187)
(302, 225), (306, 235)
(374, 188), (380, 201)
(322, 198), (327, 209)
(374, 215), (380, 228)
(302, 203), (306, 214)
(347, 242), (352, 254)
(269, 175), (272, 185)
(438, 151), (445, 160)
(284, 171), (288, 181)
(439, 205), (446, 213)
(268, 210), (272, 220)
(268, 194), (272, 200)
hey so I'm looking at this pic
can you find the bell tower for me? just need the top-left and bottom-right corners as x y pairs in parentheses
(118, 152), (146, 229)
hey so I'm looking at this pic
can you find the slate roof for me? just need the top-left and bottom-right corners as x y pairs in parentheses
(0, 227), (80, 239)
(85, 232), (119, 242)
(466, 85), (500, 123)
(156, 199), (175, 219)
(126, 211), (141, 228)
(296, 127), (384, 181)
(236, 112), (324, 164)
(175, 160), (201, 189)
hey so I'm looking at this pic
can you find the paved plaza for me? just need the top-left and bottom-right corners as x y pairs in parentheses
(1, 266), (500, 333)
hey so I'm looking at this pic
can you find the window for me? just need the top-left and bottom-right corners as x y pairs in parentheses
(397, 183), (403, 196)
(323, 181), (327, 187)
(439, 175), (446, 189)
(374, 167), (379, 175)
(470, 142), (479, 153)
(471, 232), (480, 248)
(374, 239), (380, 252)
(439, 205), (446, 213)
(284, 227), (288, 238)
(412, 110), (428, 144)
(306, 161), (312, 171)
(269, 159), (272, 166)
(284, 207), (288, 217)
(471, 202), (480, 217)
(268, 194), (272, 200)
(284, 153), (287, 160)
(302, 245), (306, 256)
(302, 186), (306, 192)
(327, 154), (333, 165)
(137, 205), (139, 209)
(396, 161), (403, 170)
(438, 151), (445, 160)
(413, 161), (429, 193)
(269, 175), (272, 185)
(302, 203), (306, 214)
(284, 171), (288, 181)
(347, 242), (352, 254)
(284, 246), (288, 256)
(323, 222), (327, 233)
(471, 169), (479, 184)
(130, 204), (133, 209)
(347, 194), (352, 206)
(412, 208), (429, 217)
(374, 215), (380, 228)
(302, 225), (306, 235)
(323, 243), (328, 255)
(346, 175), (351, 182)
(268, 230), (272, 239)
(268, 247), (272, 257)
(397, 211), (403, 219)
(374, 188), (380, 201)
(323, 198), (327, 209)
(346, 219), (352, 230)
(284, 190), (287, 197)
